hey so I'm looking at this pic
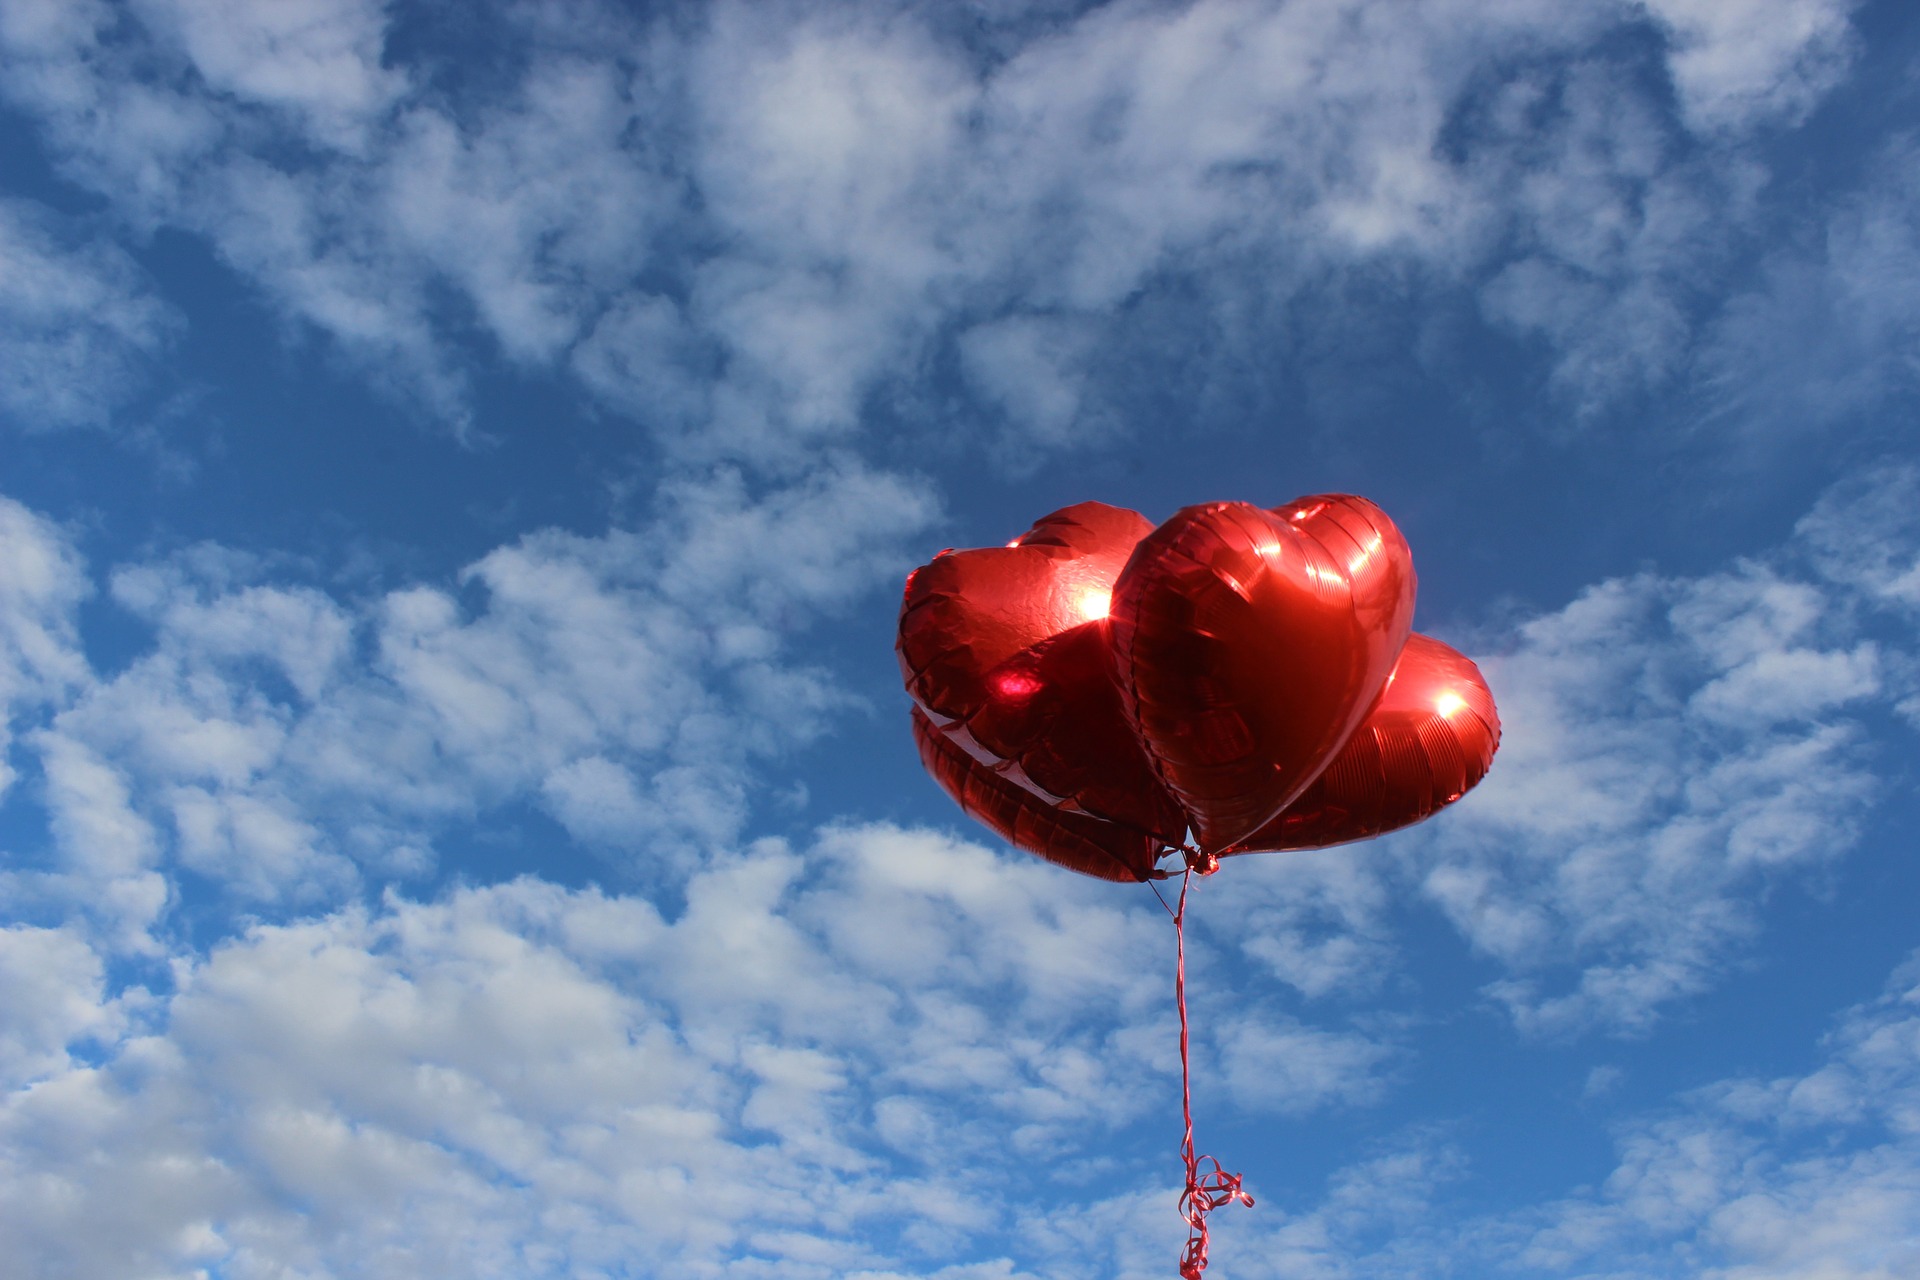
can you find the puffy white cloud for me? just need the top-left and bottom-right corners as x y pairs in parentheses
(1217, 1012), (1394, 1115)
(9, 451), (1920, 1280)
(958, 314), (1104, 450)
(23, 827), (1920, 1279)
(570, 291), (716, 433)
(1010, 945), (1920, 1278)
(0, 824), (1388, 1279)
(0, 924), (127, 1089)
(32, 732), (171, 953)
(17, 461), (934, 926)
(1201, 847), (1397, 1002)
(0, 501), (162, 952)
(0, 497), (89, 797)
(110, 555), (355, 702)
(1796, 466), (1920, 615)
(1460, 47), (1765, 415)
(3, 0), (672, 423)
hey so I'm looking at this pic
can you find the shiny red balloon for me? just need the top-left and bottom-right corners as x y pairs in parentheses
(898, 501), (1185, 843)
(1230, 633), (1501, 853)
(911, 706), (1161, 882)
(952, 620), (1188, 842)
(1108, 495), (1415, 852)
(898, 493), (1492, 881)
(898, 501), (1153, 724)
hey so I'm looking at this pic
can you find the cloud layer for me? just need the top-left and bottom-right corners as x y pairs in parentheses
(4, 2), (1919, 1277)
(4, 456), (1918, 1274)
(0, 0), (1883, 447)
(5, 463), (935, 949)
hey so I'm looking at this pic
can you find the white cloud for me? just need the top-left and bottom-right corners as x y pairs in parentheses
(1009, 945), (1920, 1278)
(128, 0), (405, 151)
(958, 314), (1103, 449)
(0, 824), (1376, 1279)
(681, 4), (977, 451)
(32, 732), (171, 954)
(1217, 1011), (1394, 1114)
(538, 755), (658, 849)
(1796, 465), (1920, 615)
(1700, 142), (1920, 442)
(1501, 950), (1920, 1278)
(377, 58), (671, 362)
(1639, 0), (1859, 133)
(0, 200), (180, 431)
(0, 0), (1874, 444)
(0, 498), (90, 799)
(111, 557), (355, 701)
(1204, 847), (1397, 1002)
(7, 448), (1920, 1280)
(1463, 51), (1763, 415)
(14, 461), (934, 926)
(14, 819), (1903, 1279)
(1408, 469), (1916, 1035)
(3, 1), (673, 423)
(0, 924), (127, 1089)
(569, 292), (715, 433)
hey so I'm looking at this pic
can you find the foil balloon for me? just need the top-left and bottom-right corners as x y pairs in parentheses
(911, 706), (1162, 882)
(1107, 495), (1415, 853)
(898, 501), (1152, 723)
(957, 621), (1189, 843)
(899, 502), (1186, 845)
(1230, 633), (1501, 853)
(897, 492), (1490, 881)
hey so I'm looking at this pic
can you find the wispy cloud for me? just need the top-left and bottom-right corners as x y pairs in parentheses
(1701, 141), (1920, 444)
(1639, 0), (1860, 133)
(0, 498), (90, 800)
(1502, 947), (1920, 1278)
(0, 0), (1873, 444)
(4, 462), (935, 940)
(0, 199), (180, 431)
(1411, 466), (1915, 1036)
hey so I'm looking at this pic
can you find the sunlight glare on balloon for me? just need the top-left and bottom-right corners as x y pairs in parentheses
(1435, 691), (1467, 718)
(994, 670), (1044, 699)
(1076, 586), (1112, 620)
(1346, 531), (1385, 575)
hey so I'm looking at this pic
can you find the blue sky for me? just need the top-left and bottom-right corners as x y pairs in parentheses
(3, 0), (1919, 1275)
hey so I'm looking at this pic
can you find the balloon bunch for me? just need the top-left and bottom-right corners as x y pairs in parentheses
(896, 494), (1501, 1273)
(899, 496), (1500, 878)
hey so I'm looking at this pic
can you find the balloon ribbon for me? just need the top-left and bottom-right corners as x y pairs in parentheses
(1152, 853), (1253, 1279)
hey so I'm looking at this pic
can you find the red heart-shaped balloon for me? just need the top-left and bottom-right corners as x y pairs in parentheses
(1108, 494), (1416, 853)
(898, 501), (1185, 843)
(911, 706), (1161, 882)
(952, 620), (1188, 843)
(1229, 633), (1501, 853)
(898, 501), (1154, 725)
